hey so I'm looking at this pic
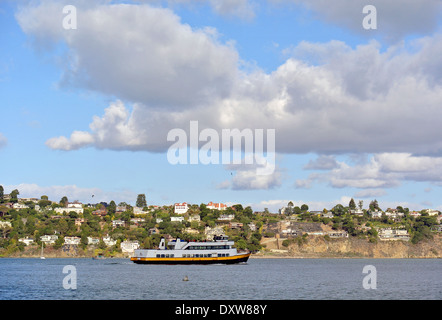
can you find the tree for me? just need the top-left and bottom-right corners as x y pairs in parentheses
(136, 194), (147, 208)
(301, 204), (309, 212)
(60, 196), (68, 207)
(39, 200), (52, 208)
(349, 198), (356, 209)
(332, 204), (345, 216)
(0, 185), (4, 203)
(358, 200), (363, 210)
(108, 200), (116, 215)
(369, 199), (380, 211)
(10, 189), (19, 203)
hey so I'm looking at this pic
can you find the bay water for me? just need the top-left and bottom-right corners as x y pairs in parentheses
(0, 258), (440, 300)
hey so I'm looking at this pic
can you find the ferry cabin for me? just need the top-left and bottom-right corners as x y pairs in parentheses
(131, 236), (250, 264)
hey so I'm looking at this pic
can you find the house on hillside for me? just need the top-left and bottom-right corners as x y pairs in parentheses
(207, 202), (227, 211)
(174, 203), (189, 214)
(40, 234), (58, 244)
(120, 240), (139, 254)
(64, 236), (81, 245)
(377, 228), (410, 241)
(18, 237), (34, 246)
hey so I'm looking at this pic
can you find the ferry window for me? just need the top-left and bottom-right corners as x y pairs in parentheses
(170, 254), (174, 258)
(156, 254), (160, 258)
(161, 254), (165, 258)
(226, 254), (229, 257)
(208, 254), (211, 257)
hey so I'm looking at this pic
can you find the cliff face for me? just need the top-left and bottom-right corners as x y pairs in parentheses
(261, 235), (442, 258)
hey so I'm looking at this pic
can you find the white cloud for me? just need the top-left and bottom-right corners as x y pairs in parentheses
(304, 155), (338, 170)
(134, 0), (256, 19)
(218, 156), (283, 190)
(17, 1), (239, 110)
(353, 189), (387, 199)
(208, 0), (255, 20)
(250, 196), (354, 212)
(16, 1), (442, 161)
(285, 0), (442, 41)
(297, 153), (442, 191)
(46, 130), (94, 151)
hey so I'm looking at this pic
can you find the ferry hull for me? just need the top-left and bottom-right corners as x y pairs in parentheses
(131, 253), (251, 265)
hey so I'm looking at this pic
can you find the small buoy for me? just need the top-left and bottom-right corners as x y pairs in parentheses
(183, 276), (189, 281)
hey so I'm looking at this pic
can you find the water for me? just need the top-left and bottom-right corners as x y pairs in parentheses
(0, 258), (440, 300)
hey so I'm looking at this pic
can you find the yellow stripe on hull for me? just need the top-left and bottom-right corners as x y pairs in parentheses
(131, 252), (251, 265)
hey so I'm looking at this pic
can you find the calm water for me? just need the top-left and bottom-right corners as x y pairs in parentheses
(0, 258), (440, 300)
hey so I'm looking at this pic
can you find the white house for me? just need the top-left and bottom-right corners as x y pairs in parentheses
(13, 203), (29, 210)
(120, 240), (140, 254)
(112, 220), (125, 228)
(55, 202), (84, 215)
(328, 231), (349, 238)
(64, 236), (81, 245)
(369, 210), (383, 218)
(133, 206), (148, 215)
(218, 214), (235, 221)
(0, 221), (12, 228)
(188, 215), (201, 222)
(55, 207), (84, 215)
(207, 202), (227, 211)
(131, 217), (145, 225)
(349, 208), (364, 216)
(378, 228), (410, 241)
(174, 202), (189, 214)
(68, 202), (83, 208)
(19, 237), (34, 246)
(87, 237), (100, 245)
(103, 235), (117, 247)
(171, 216), (184, 223)
(424, 209), (440, 216)
(116, 205), (127, 213)
(40, 234), (58, 244)
(409, 211), (421, 218)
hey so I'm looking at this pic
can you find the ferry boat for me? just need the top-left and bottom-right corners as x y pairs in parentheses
(130, 235), (251, 265)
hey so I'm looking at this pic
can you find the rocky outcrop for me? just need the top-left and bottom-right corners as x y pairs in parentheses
(258, 235), (442, 258)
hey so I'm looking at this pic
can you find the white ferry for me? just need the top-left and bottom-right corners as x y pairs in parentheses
(130, 235), (251, 265)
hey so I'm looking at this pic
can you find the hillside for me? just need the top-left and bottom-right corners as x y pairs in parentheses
(256, 234), (442, 258)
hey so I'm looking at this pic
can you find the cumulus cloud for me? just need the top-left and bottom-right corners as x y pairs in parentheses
(134, 0), (256, 19)
(16, 1), (239, 110)
(304, 155), (339, 170)
(285, 0), (442, 41)
(15, 1), (442, 191)
(354, 189), (387, 199)
(250, 196), (354, 212)
(218, 155), (283, 190)
(297, 153), (442, 191)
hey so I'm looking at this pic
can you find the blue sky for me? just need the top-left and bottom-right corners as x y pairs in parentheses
(1, 0), (442, 212)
